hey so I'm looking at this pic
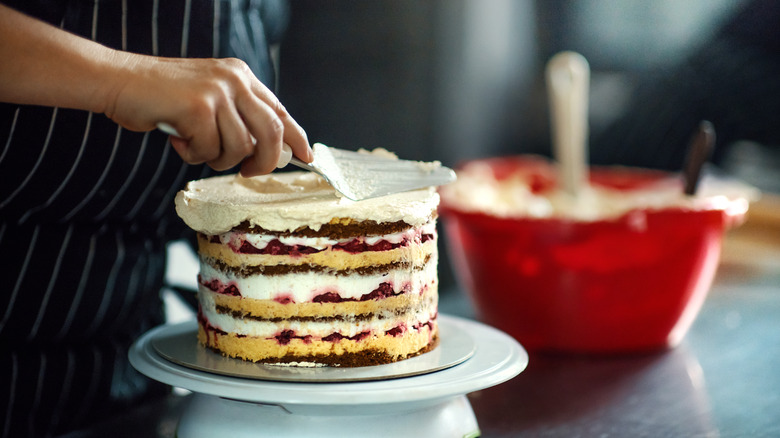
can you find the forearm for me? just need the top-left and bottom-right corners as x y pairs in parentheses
(0, 3), (122, 113)
(0, 3), (312, 174)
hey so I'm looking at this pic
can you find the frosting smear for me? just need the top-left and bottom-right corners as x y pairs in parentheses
(175, 171), (439, 235)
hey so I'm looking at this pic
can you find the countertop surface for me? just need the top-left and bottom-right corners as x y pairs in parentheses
(61, 197), (780, 438)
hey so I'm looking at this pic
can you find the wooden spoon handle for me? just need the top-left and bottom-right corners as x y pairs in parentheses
(546, 51), (590, 197)
(683, 121), (716, 196)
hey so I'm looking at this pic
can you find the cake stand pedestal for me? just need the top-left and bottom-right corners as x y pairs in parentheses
(129, 314), (527, 438)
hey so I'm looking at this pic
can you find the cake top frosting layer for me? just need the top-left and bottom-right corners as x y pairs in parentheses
(175, 171), (440, 234)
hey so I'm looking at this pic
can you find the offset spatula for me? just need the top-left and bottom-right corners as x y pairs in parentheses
(158, 123), (456, 201)
(279, 142), (455, 201)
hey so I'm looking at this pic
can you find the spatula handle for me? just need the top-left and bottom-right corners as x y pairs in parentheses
(156, 122), (180, 137)
(276, 144), (294, 168)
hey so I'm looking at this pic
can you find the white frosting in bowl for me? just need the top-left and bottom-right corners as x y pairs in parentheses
(175, 172), (440, 234)
(440, 159), (757, 222)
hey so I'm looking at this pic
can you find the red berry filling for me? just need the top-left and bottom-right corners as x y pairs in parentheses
(197, 308), (228, 346)
(385, 323), (407, 337)
(332, 238), (406, 254)
(414, 321), (434, 332)
(312, 282), (403, 303)
(312, 292), (342, 303)
(270, 318), (434, 345)
(276, 329), (313, 345)
(274, 294), (294, 304)
(321, 331), (371, 343)
(202, 230), (435, 256)
(199, 276), (241, 297)
(238, 239), (324, 256)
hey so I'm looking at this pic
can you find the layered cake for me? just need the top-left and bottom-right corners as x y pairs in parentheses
(174, 171), (441, 366)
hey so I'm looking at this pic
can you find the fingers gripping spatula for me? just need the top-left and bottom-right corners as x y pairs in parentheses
(157, 123), (456, 201)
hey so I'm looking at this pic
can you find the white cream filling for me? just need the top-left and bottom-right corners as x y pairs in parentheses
(199, 290), (437, 338)
(199, 254), (438, 302)
(265, 362), (327, 368)
(219, 221), (438, 252)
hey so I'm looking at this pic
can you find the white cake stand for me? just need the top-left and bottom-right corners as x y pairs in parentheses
(129, 314), (528, 438)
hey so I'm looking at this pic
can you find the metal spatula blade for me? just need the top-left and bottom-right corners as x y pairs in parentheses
(156, 123), (454, 201)
(280, 143), (456, 201)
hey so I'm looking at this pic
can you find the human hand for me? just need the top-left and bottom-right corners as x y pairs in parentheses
(103, 54), (312, 176)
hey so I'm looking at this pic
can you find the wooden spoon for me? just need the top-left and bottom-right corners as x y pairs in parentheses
(546, 51), (590, 198)
(683, 120), (715, 196)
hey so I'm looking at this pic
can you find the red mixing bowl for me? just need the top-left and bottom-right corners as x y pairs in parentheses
(439, 156), (749, 353)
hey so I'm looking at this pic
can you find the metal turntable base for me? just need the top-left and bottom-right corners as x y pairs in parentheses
(129, 314), (528, 438)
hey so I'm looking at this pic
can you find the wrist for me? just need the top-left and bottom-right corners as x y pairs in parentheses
(89, 48), (141, 116)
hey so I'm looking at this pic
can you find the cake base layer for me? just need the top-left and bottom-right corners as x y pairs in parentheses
(197, 323), (439, 367)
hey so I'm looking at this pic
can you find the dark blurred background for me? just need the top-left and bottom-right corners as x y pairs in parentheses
(274, 0), (780, 292)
